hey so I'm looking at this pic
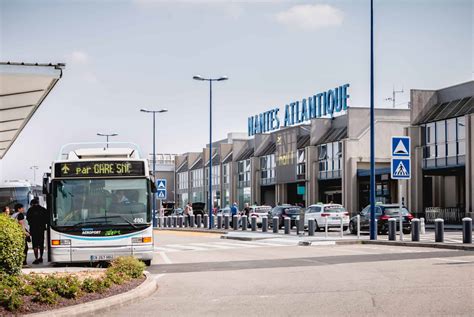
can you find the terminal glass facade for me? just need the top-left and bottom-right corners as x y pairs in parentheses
(296, 149), (306, 180)
(260, 154), (275, 185)
(422, 117), (466, 168)
(237, 159), (251, 207)
(318, 141), (342, 179)
(177, 172), (188, 190)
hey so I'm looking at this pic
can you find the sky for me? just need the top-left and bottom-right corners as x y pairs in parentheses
(0, 0), (473, 183)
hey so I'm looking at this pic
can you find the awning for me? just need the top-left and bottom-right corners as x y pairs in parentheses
(0, 62), (64, 158)
(357, 167), (391, 177)
(415, 96), (473, 124)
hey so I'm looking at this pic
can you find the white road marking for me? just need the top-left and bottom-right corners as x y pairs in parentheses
(434, 257), (471, 264)
(164, 244), (208, 251)
(159, 252), (172, 264)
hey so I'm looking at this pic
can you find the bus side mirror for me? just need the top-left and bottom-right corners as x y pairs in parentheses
(43, 173), (51, 195)
(150, 179), (157, 193)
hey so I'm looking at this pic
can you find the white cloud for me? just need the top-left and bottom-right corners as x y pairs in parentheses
(68, 50), (90, 64)
(275, 4), (344, 31)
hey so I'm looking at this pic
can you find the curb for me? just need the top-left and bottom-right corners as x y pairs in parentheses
(360, 240), (474, 251)
(26, 271), (158, 317)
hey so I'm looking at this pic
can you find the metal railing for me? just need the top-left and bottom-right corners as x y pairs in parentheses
(424, 207), (465, 224)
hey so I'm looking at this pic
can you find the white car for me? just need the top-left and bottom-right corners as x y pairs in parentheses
(248, 205), (272, 227)
(304, 204), (350, 231)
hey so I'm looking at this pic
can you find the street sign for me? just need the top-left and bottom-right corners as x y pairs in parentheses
(156, 179), (167, 200)
(391, 158), (410, 179)
(391, 136), (411, 180)
(392, 136), (410, 157)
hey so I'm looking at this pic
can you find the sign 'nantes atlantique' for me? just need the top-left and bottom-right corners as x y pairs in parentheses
(248, 84), (350, 136)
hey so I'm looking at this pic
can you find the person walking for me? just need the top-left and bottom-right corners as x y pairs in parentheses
(12, 203), (30, 266)
(184, 202), (193, 225)
(27, 198), (48, 264)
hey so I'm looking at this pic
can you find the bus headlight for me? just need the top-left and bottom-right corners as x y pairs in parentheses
(52, 239), (71, 246)
(132, 237), (152, 243)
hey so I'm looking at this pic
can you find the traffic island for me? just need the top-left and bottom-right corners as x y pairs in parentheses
(0, 257), (158, 317)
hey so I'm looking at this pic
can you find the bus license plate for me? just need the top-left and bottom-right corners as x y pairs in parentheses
(90, 255), (113, 261)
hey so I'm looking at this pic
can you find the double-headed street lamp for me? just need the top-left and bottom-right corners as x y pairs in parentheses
(97, 132), (118, 148)
(140, 108), (168, 228)
(193, 75), (228, 229)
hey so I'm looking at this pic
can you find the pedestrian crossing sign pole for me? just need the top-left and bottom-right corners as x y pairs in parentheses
(156, 179), (167, 218)
(391, 136), (411, 241)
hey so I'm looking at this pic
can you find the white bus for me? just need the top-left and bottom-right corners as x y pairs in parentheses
(0, 180), (45, 211)
(43, 143), (155, 266)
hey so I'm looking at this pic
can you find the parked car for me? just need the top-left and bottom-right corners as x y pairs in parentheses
(216, 206), (231, 218)
(304, 203), (349, 231)
(268, 205), (302, 228)
(192, 202), (206, 217)
(162, 202), (175, 216)
(173, 208), (184, 216)
(248, 205), (272, 227)
(349, 204), (413, 235)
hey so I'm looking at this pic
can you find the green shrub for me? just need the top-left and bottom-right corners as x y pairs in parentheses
(108, 256), (145, 279)
(0, 215), (25, 275)
(106, 269), (130, 285)
(0, 288), (23, 311)
(33, 287), (58, 305)
(54, 276), (82, 299)
(82, 277), (110, 294)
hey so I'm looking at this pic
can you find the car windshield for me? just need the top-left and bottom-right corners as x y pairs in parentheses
(53, 178), (150, 227)
(324, 206), (346, 213)
(384, 207), (410, 216)
(284, 207), (301, 214)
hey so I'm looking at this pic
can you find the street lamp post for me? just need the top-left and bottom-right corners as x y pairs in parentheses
(30, 165), (39, 184)
(140, 108), (168, 228)
(97, 132), (118, 148)
(369, 0), (376, 240)
(193, 75), (228, 230)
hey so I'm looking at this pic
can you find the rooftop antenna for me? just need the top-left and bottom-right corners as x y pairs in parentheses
(385, 85), (404, 108)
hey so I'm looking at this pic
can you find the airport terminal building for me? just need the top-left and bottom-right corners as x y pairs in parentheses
(175, 81), (473, 221)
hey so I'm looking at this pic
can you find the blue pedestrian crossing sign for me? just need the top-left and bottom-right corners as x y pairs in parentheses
(156, 179), (167, 200)
(391, 158), (410, 179)
(392, 136), (410, 157)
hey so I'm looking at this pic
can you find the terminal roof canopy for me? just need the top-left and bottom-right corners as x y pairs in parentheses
(0, 62), (64, 159)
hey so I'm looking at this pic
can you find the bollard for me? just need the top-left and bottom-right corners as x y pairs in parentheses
(178, 216), (183, 228)
(189, 215), (195, 228)
(217, 214), (223, 229)
(420, 217), (426, 235)
(296, 217), (300, 235)
(325, 217), (328, 238)
(196, 214), (202, 228)
(308, 219), (315, 236)
(157, 216), (161, 228)
(388, 218), (396, 241)
(411, 218), (420, 242)
(184, 216), (188, 227)
(172, 216), (177, 228)
(262, 216), (268, 232)
(203, 214), (208, 229)
(167, 216), (172, 228)
(273, 217), (279, 233)
(233, 215), (238, 230)
(162, 216), (167, 228)
(435, 218), (444, 242)
(462, 217), (472, 244)
(284, 218), (291, 234)
(357, 215), (360, 239)
(399, 213), (404, 242)
(241, 215), (248, 231)
(224, 215), (230, 230)
(251, 216), (257, 231)
(340, 217), (344, 238)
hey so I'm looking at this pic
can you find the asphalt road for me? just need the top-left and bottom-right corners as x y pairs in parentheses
(105, 230), (474, 317)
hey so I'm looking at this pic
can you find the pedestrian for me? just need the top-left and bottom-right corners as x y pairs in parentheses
(2, 206), (10, 216)
(230, 202), (238, 226)
(27, 198), (48, 264)
(243, 203), (250, 217)
(12, 203), (30, 266)
(184, 202), (193, 224)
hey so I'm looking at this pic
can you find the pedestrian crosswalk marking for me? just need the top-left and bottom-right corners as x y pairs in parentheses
(153, 240), (296, 253)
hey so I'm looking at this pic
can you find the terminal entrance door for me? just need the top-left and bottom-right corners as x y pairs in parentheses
(322, 190), (342, 204)
(286, 182), (305, 206)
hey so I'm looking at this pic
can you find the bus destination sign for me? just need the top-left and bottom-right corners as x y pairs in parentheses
(54, 161), (145, 178)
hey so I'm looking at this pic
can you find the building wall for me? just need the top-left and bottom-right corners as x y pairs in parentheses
(467, 113), (474, 217)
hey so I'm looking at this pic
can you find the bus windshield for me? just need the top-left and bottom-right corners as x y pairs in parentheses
(0, 187), (30, 209)
(52, 178), (150, 227)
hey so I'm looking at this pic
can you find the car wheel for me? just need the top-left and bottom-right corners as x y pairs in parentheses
(142, 260), (151, 267)
(343, 226), (348, 232)
(349, 221), (357, 234)
(403, 229), (411, 234)
(314, 221), (320, 232)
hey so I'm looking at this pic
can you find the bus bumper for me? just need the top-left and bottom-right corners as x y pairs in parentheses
(50, 245), (153, 263)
